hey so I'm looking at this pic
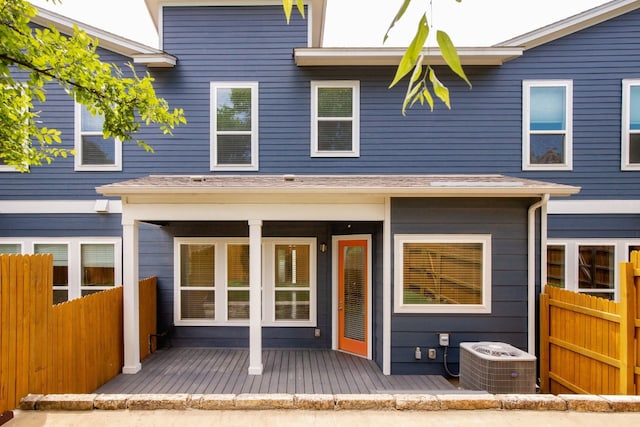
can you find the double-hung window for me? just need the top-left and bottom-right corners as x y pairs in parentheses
(522, 80), (573, 170)
(75, 103), (122, 171)
(311, 81), (360, 157)
(210, 82), (259, 171)
(394, 234), (491, 314)
(174, 237), (316, 326)
(622, 79), (640, 170)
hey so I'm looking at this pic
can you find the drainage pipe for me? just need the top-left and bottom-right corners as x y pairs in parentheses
(527, 194), (549, 355)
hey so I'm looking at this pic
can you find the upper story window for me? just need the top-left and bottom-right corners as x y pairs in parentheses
(522, 80), (573, 171)
(622, 79), (640, 170)
(210, 82), (259, 171)
(394, 234), (492, 314)
(311, 81), (360, 157)
(75, 103), (122, 171)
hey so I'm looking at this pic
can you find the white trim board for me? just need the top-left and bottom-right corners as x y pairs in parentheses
(548, 200), (640, 215)
(0, 200), (122, 214)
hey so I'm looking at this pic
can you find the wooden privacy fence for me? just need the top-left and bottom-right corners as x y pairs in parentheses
(540, 252), (640, 395)
(0, 254), (158, 412)
(139, 276), (157, 360)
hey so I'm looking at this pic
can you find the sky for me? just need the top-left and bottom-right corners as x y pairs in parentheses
(29, 0), (614, 49)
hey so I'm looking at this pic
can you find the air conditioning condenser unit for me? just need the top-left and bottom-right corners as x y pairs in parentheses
(459, 342), (536, 394)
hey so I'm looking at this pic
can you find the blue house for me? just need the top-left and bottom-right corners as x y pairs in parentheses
(2, 0), (639, 378)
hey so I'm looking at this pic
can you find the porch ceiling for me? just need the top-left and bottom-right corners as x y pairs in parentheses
(96, 174), (580, 201)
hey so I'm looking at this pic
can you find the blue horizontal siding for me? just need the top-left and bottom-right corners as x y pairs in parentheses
(0, 214), (121, 236)
(3, 6), (640, 203)
(390, 198), (531, 375)
(548, 214), (640, 239)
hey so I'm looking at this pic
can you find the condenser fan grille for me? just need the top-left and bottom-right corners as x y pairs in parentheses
(472, 343), (521, 358)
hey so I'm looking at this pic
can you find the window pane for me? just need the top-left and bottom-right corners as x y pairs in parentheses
(275, 290), (310, 320)
(53, 290), (68, 305)
(530, 134), (565, 164)
(0, 244), (20, 254)
(530, 86), (566, 131)
(317, 121), (353, 151)
(81, 244), (115, 287)
(181, 290), (215, 319)
(228, 290), (249, 319)
(228, 244), (249, 287)
(217, 135), (251, 165)
(275, 245), (310, 288)
(629, 133), (640, 164)
(546, 245), (565, 288)
(403, 242), (483, 305)
(227, 244), (249, 320)
(180, 244), (215, 287)
(217, 88), (252, 131)
(81, 105), (104, 132)
(630, 86), (640, 130)
(82, 135), (116, 165)
(578, 245), (614, 290)
(35, 244), (68, 286)
(318, 88), (352, 117)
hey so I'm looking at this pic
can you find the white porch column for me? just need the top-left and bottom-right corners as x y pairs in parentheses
(122, 219), (141, 374)
(248, 219), (263, 375)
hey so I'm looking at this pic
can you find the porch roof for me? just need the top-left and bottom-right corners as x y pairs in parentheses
(97, 174), (579, 198)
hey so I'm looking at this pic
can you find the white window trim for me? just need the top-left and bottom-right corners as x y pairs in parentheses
(210, 82), (259, 171)
(74, 102), (122, 171)
(621, 79), (640, 170)
(174, 237), (317, 327)
(394, 234), (492, 314)
(522, 80), (573, 171)
(311, 80), (360, 158)
(545, 239), (640, 301)
(0, 237), (122, 301)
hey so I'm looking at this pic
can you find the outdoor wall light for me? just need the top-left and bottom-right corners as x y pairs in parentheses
(319, 242), (327, 253)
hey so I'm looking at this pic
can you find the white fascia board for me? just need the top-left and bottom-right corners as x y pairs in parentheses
(548, 199), (640, 215)
(132, 53), (177, 67)
(497, 0), (640, 50)
(121, 202), (385, 223)
(294, 47), (523, 66)
(0, 200), (122, 214)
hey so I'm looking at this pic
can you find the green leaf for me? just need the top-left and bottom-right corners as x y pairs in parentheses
(436, 30), (471, 87)
(428, 68), (451, 109)
(402, 79), (423, 116)
(282, 0), (293, 23)
(383, 0), (412, 43)
(422, 88), (434, 111)
(295, 0), (305, 19)
(389, 13), (429, 88)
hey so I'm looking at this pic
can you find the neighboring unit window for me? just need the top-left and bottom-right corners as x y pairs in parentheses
(311, 81), (360, 157)
(0, 238), (121, 303)
(546, 244), (565, 289)
(75, 103), (122, 171)
(179, 243), (216, 320)
(35, 243), (69, 304)
(227, 244), (249, 320)
(545, 240), (638, 301)
(210, 82), (259, 171)
(80, 243), (116, 296)
(0, 243), (21, 254)
(394, 235), (491, 313)
(522, 80), (572, 170)
(274, 244), (311, 321)
(622, 79), (640, 170)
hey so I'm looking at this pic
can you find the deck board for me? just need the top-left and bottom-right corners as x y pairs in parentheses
(96, 348), (457, 395)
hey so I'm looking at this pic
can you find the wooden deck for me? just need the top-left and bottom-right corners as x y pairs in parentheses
(96, 348), (456, 394)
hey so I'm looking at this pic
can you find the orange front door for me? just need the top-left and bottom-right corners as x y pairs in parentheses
(338, 239), (368, 357)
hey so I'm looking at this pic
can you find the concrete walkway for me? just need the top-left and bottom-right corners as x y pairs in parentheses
(6, 408), (640, 427)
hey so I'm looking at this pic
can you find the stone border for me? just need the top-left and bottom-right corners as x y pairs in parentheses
(18, 393), (640, 412)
